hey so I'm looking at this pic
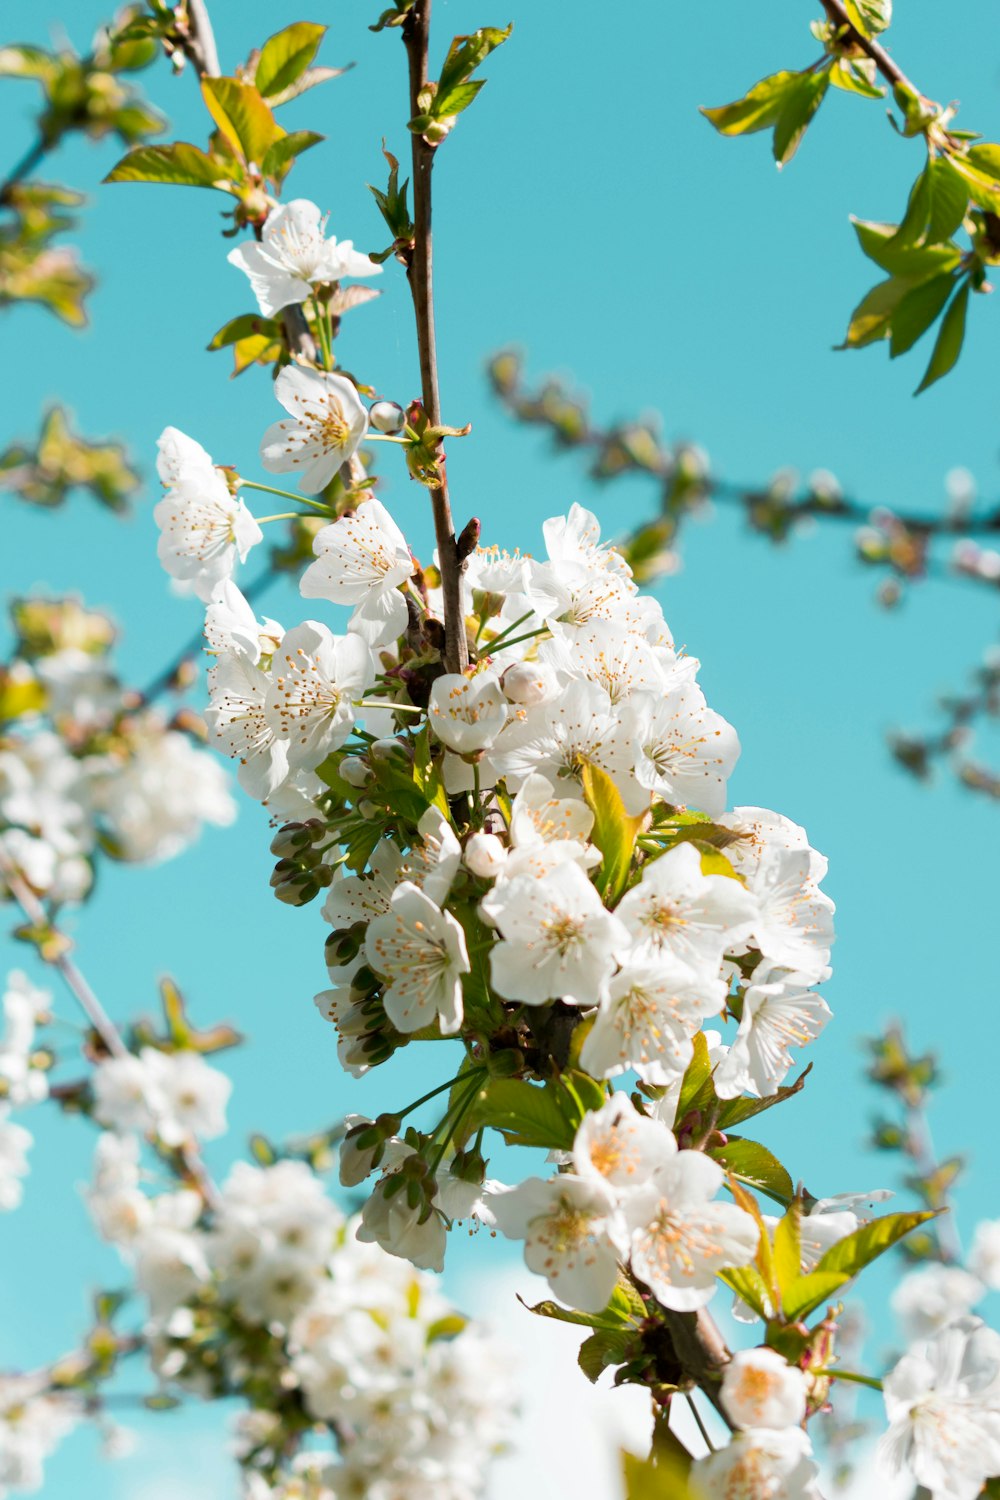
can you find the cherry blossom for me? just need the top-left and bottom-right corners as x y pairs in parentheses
(228, 199), (381, 316)
(260, 367), (369, 495)
(300, 499), (413, 647)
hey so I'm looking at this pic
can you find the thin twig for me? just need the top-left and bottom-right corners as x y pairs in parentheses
(402, 1), (469, 673)
(0, 136), (51, 207)
(818, 0), (913, 92)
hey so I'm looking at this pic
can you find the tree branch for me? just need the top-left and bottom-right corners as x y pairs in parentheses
(182, 0), (221, 78)
(402, 1), (469, 673)
(818, 0), (913, 93)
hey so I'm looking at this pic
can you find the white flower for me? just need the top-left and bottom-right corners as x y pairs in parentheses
(482, 860), (628, 1007)
(0, 971), (50, 1108)
(134, 1222), (210, 1319)
(154, 428), (262, 601)
(463, 831), (508, 879)
(719, 805), (829, 886)
(878, 1317), (1000, 1500)
(0, 1373), (79, 1494)
(265, 621), (374, 771)
(624, 1143), (758, 1310)
(691, 1427), (821, 1500)
(501, 660), (558, 706)
(714, 969), (831, 1100)
(228, 199), (381, 317)
(92, 1053), (158, 1135)
(892, 1265), (984, 1342)
(490, 1174), (625, 1312)
(0, 1109), (32, 1211)
(88, 726), (236, 863)
(721, 1347), (807, 1430)
(261, 367), (369, 495)
(508, 771), (597, 862)
(365, 881), (470, 1034)
(428, 673), (508, 754)
(205, 579), (282, 664)
(139, 1048), (231, 1146)
(572, 1093), (676, 1198)
(970, 1220), (1000, 1291)
(490, 679), (641, 810)
(543, 503), (635, 584)
(615, 842), (757, 978)
(397, 805), (462, 907)
(630, 680), (740, 816)
(580, 956), (726, 1083)
(742, 848), (835, 983)
(356, 1175), (447, 1273)
(300, 499), (413, 647)
(206, 652), (290, 801)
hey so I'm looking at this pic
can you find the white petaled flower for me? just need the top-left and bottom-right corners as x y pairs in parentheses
(721, 1347), (807, 1430)
(482, 860), (628, 1007)
(428, 673), (508, 755)
(615, 842), (757, 979)
(891, 1265), (984, 1342)
(365, 881), (470, 1034)
(878, 1317), (1000, 1500)
(0, 1109), (32, 1211)
(265, 621), (374, 771)
(508, 771), (597, 860)
(580, 956), (726, 1084)
(743, 848), (835, 984)
(464, 831), (508, 879)
(714, 968), (831, 1100)
(356, 1173), (447, 1273)
(227, 199), (381, 317)
(300, 499), (413, 647)
(0, 970), (50, 1108)
(261, 367), (369, 495)
(206, 652), (290, 801)
(490, 1174), (625, 1312)
(490, 679), (641, 810)
(969, 1220), (1000, 1291)
(154, 427), (262, 602)
(397, 805), (462, 907)
(624, 1143), (758, 1310)
(691, 1428), (821, 1500)
(719, 804), (829, 885)
(0, 1373), (80, 1494)
(88, 726), (237, 863)
(572, 1093), (676, 1199)
(139, 1048), (231, 1146)
(205, 579), (282, 664)
(630, 681), (740, 817)
(92, 1053), (158, 1135)
(540, 621), (669, 705)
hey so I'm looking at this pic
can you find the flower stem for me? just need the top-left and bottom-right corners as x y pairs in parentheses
(814, 1367), (884, 1392)
(240, 479), (331, 513)
(399, 1065), (486, 1121)
(684, 1392), (716, 1453)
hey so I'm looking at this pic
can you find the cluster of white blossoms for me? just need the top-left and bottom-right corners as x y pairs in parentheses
(0, 971), (51, 1212)
(0, 599), (235, 900)
(85, 1121), (515, 1498)
(0, 1372), (80, 1499)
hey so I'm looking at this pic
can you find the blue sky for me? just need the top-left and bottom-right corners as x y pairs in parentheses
(3, 0), (1000, 1493)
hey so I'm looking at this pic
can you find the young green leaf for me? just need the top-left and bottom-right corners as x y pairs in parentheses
(254, 22), (326, 99)
(261, 130), (324, 185)
(839, 276), (913, 348)
(201, 77), (284, 167)
(580, 760), (645, 904)
(779, 1268), (852, 1322)
(710, 1138), (794, 1207)
(843, 0), (892, 34)
(888, 272), (956, 357)
(701, 72), (801, 137)
(104, 142), (231, 189)
(829, 59), (884, 99)
(915, 280), (970, 393)
(717, 1264), (775, 1321)
(772, 1196), (803, 1292)
(851, 218), (961, 278)
(578, 1327), (640, 1383)
(813, 1208), (939, 1278)
(891, 159), (968, 249)
(773, 68), (831, 166)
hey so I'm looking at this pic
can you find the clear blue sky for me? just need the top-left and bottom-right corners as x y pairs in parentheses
(3, 1), (1000, 1493)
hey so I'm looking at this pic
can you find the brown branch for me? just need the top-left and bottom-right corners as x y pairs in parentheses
(401, 2), (469, 673)
(661, 1308), (735, 1426)
(818, 0), (913, 92)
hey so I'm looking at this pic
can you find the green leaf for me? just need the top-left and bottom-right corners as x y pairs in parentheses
(892, 159), (968, 249)
(435, 79), (486, 118)
(773, 1197), (802, 1292)
(701, 72), (801, 137)
(207, 313), (281, 350)
(829, 59), (884, 99)
(255, 22), (326, 98)
(843, 0), (892, 34)
(522, 1280), (640, 1332)
(951, 144), (1000, 212)
(814, 1209), (940, 1278)
(579, 1328), (640, 1383)
(915, 280), (970, 393)
(469, 1075), (600, 1150)
(839, 276), (912, 348)
(773, 68), (831, 166)
(622, 1446), (692, 1500)
(780, 1268), (852, 1322)
(675, 1030), (717, 1121)
(104, 141), (230, 189)
(261, 129), (324, 184)
(200, 77), (284, 166)
(716, 1065), (811, 1128)
(437, 25), (512, 100)
(580, 761), (644, 903)
(712, 1137), (794, 1207)
(851, 218), (961, 278)
(718, 1264), (774, 1320)
(889, 273), (956, 357)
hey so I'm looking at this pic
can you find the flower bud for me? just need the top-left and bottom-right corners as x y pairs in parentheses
(369, 400), (406, 434)
(269, 823), (311, 858)
(340, 756), (373, 789)
(340, 1116), (386, 1186)
(502, 661), (556, 707)
(464, 831), (507, 879)
(370, 736), (413, 767)
(487, 1047), (524, 1078)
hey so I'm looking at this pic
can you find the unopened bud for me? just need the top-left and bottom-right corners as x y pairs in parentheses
(370, 736), (413, 767)
(464, 831), (508, 879)
(270, 823), (311, 858)
(487, 1048), (524, 1079)
(502, 661), (556, 707)
(340, 756), (372, 788)
(370, 400), (406, 434)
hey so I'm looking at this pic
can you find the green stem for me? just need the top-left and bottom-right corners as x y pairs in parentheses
(312, 294), (333, 370)
(254, 512), (312, 524)
(240, 479), (331, 513)
(684, 1392), (716, 1454)
(482, 609), (536, 651)
(399, 1065), (485, 1121)
(427, 1071), (485, 1178)
(814, 1367), (884, 1392)
(484, 625), (548, 654)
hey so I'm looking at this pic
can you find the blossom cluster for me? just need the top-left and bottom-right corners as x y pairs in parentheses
(0, 971), (51, 1212)
(0, 596), (234, 903)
